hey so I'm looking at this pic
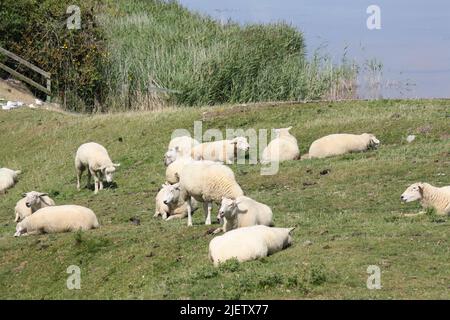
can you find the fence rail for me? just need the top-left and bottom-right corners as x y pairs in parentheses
(0, 46), (51, 100)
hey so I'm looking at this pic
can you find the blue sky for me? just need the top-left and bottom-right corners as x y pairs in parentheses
(179, 0), (450, 98)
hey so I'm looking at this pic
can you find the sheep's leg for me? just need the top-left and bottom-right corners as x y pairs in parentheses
(86, 170), (92, 189)
(76, 167), (84, 191)
(99, 180), (104, 190)
(204, 202), (212, 225)
(187, 198), (193, 227)
(93, 175), (99, 194)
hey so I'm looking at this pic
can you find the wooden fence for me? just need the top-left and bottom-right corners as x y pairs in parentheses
(0, 46), (51, 101)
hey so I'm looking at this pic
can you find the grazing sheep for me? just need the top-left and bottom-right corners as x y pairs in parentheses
(214, 196), (274, 233)
(75, 142), (120, 194)
(162, 161), (243, 226)
(208, 225), (295, 266)
(308, 133), (380, 159)
(154, 183), (198, 220)
(401, 182), (450, 216)
(14, 191), (55, 222)
(165, 157), (194, 184)
(14, 205), (99, 236)
(165, 136), (199, 166)
(191, 137), (250, 164)
(0, 168), (21, 194)
(261, 127), (300, 164)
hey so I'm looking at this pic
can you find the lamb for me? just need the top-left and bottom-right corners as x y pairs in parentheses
(75, 142), (120, 194)
(162, 161), (244, 226)
(0, 168), (21, 194)
(190, 137), (250, 164)
(14, 191), (56, 222)
(261, 127), (300, 164)
(401, 182), (450, 216)
(208, 225), (295, 266)
(214, 196), (274, 233)
(154, 183), (199, 220)
(14, 205), (99, 236)
(164, 136), (199, 166)
(307, 133), (380, 159)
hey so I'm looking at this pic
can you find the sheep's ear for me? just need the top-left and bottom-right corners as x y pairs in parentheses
(288, 227), (296, 234)
(21, 193), (27, 198)
(15, 170), (22, 175)
(38, 193), (48, 197)
(287, 126), (292, 131)
(418, 185), (424, 196)
(113, 163), (121, 167)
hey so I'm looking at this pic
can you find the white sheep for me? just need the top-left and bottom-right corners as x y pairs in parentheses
(401, 182), (450, 216)
(214, 196), (274, 233)
(0, 168), (21, 194)
(307, 133), (380, 159)
(162, 161), (243, 226)
(14, 205), (99, 236)
(191, 137), (250, 164)
(154, 183), (199, 220)
(261, 127), (300, 164)
(208, 225), (295, 266)
(14, 191), (56, 222)
(164, 136), (199, 166)
(75, 142), (120, 194)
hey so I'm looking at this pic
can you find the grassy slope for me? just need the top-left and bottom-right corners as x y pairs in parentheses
(0, 100), (449, 299)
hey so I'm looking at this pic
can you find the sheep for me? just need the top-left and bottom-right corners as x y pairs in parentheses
(14, 191), (56, 222)
(0, 168), (21, 194)
(154, 183), (199, 220)
(75, 142), (120, 194)
(307, 133), (380, 159)
(14, 205), (99, 237)
(214, 196), (274, 233)
(261, 127), (300, 164)
(401, 182), (450, 216)
(208, 225), (295, 266)
(190, 137), (250, 164)
(164, 136), (199, 166)
(162, 161), (243, 226)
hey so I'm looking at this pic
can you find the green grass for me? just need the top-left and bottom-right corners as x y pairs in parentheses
(0, 99), (449, 299)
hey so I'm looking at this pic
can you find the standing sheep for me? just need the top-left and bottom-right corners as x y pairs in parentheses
(208, 225), (295, 266)
(164, 136), (199, 166)
(14, 191), (56, 222)
(261, 127), (300, 164)
(14, 205), (99, 236)
(214, 196), (274, 233)
(0, 168), (21, 194)
(162, 161), (244, 226)
(154, 183), (198, 220)
(191, 137), (250, 164)
(307, 133), (380, 159)
(75, 142), (120, 194)
(401, 182), (450, 215)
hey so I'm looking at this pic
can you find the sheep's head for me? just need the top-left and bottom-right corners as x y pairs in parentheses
(164, 146), (180, 166)
(102, 164), (120, 182)
(231, 137), (250, 152)
(14, 221), (26, 237)
(218, 197), (238, 220)
(364, 133), (380, 149)
(162, 183), (181, 205)
(401, 183), (424, 203)
(284, 227), (296, 248)
(22, 191), (48, 210)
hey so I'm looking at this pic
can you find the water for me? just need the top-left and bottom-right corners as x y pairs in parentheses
(179, 0), (450, 99)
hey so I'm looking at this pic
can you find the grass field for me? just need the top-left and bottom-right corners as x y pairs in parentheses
(0, 99), (449, 299)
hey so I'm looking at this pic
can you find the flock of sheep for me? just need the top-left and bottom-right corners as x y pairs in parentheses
(1, 128), (449, 266)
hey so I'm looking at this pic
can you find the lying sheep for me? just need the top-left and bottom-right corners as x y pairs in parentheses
(214, 196), (274, 233)
(75, 142), (120, 194)
(0, 168), (21, 194)
(14, 205), (99, 236)
(261, 127), (300, 164)
(14, 191), (55, 222)
(162, 161), (243, 226)
(401, 182), (450, 216)
(208, 225), (295, 266)
(191, 137), (250, 164)
(307, 133), (380, 159)
(154, 183), (199, 220)
(164, 136), (199, 166)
